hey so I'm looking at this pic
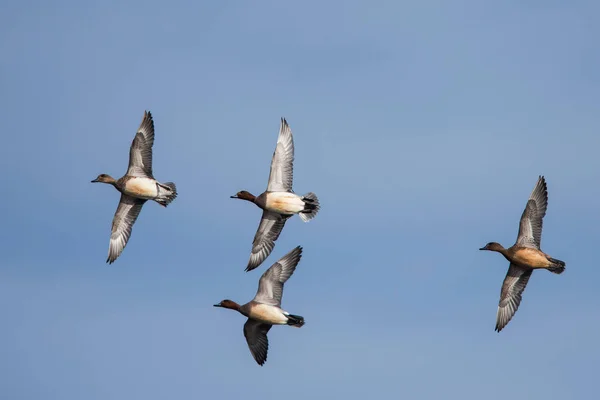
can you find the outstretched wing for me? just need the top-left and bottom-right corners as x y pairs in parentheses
(253, 246), (303, 306)
(495, 263), (533, 332)
(516, 176), (548, 249)
(266, 118), (295, 192)
(107, 194), (146, 264)
(243, 319), (272, 366)
(127, 111), (155, 178)
(246, 211), (289, 272)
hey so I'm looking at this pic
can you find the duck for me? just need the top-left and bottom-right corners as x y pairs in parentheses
(91, 111), (177, 264)
(231, 118), (320, 272)
(214, 246), (305, 366)
(480, 176), (565, 332)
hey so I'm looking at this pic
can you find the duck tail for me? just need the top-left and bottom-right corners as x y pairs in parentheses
(286, 314), (305, 328)
(547, 258), (566, 275)
(156, 182), (178, 207)
(299, 192), (320, 222)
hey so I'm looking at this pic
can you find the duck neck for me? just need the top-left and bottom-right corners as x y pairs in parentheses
(239, 192), (257, 203)
(224, 301), (243, 313)
(494, 246), (510, 260)
(109, 180), (121, 192)
(104, 176), (118, 186)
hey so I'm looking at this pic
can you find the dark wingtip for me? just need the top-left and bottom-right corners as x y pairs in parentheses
(536, 175), (547, 190)
(292, 245), (303, 260)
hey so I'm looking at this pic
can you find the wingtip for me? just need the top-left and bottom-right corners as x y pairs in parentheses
(293, 245), (303, 257)
(278, 246), (303, 267)
(286, 245), (303, 259)
(139, 110), (154, 131)
(530, 175), (548, 202)
(141, 110), (153, 126)
(106, 251), (118, 264)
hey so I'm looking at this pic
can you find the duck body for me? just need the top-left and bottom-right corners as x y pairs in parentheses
(264, 191), (306, 215)
(496, 245), (558, 270)
(240, 301), (294, 325)
(250, 191), (311, 215)
(114, 176), (177, 205)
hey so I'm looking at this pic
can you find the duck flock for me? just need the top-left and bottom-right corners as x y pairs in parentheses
(91, 111), (565, 366)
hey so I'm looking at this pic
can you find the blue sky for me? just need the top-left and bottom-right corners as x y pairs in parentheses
(1, 1), (599, 398)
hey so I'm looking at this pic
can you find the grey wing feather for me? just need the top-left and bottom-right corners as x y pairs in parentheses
(495, 263), (533, 332)
(127, 111), (155, 178)
(243, 319), (272, 366)
(246, 211), (289, 272)
(254, 246), (303, 306)
(516, 176), (547, 249)
(266, 118), (295, 192)
(107, 194), (146, 264)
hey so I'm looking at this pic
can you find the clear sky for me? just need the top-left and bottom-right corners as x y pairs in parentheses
(1, 1), (599, 399)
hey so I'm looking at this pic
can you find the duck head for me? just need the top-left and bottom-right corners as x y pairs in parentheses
(91, 174), (116, 184)
(230, 190), (256, 202)
(479, 242), (505, 252)
(213, 299), (241, 311)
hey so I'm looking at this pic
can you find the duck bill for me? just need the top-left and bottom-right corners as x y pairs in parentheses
(213, 303), (222, 307)
(479, 247), (486, 251)
(91, 179), (99, 183)
(230, 195), (239, 199)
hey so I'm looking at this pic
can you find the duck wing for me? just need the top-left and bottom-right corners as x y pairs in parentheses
(107, 194), (146, 264)
(243, 319), (272, 366)
(246, 211), (289, 272)
(266, 118), (295, 192)
(516, 176), (548, 249)
(496, 263), (533, 332)
(127, 111), (155, 178)
(253, 246), (303, 306)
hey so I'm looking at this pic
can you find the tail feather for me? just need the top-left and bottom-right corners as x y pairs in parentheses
(547, 258), (565, 274)
(286, 314), (305, 327)
(299, 192), (320, 222)
(156, 182), (177, 207)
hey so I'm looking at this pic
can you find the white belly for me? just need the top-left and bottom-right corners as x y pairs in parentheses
(123, 177), (158, 199)
(265, 192), (304, 214)
(249, 304), (288, 325)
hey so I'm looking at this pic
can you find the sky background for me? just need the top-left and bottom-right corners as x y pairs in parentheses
(1, 1), (599, 399)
